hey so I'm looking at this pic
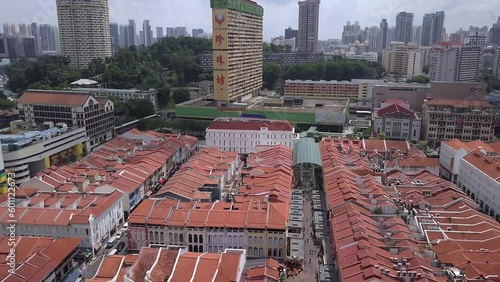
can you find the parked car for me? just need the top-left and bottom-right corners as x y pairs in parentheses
(117, 242), (126, 252)
(117, 231), (123, 237)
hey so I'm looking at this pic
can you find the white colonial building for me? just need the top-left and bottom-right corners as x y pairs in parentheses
(438, 139), (496, 183)
(205, 118), (299, 154)
(457, 149), (500, 221)
(373, 99), (422, 142)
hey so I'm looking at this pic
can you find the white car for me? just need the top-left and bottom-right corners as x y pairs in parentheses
(117, 231), (123, 237)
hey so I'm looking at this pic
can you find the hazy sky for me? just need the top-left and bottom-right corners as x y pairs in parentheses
(2, 0), (500, 40)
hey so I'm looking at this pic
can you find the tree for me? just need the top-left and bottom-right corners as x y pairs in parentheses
(0, 90), (6, 99)
(125, 99), (155, 119)
(406, 75), (430, 84)
(377, 132), (387, 140)
(0, 99), (14, 110)
(263, 62), (282, 89)
(157, 86), (172, 107)
(172, 88), (191, 104)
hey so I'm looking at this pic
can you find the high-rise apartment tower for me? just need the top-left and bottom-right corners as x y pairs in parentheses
(298, 0), (320, 53)
(211, 0), (264, 105)
(56, 0), (112, 69)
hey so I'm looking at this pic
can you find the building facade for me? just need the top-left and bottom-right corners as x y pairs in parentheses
(298, 0), (320, 53)
(285, 27), (299, 50)
(422, 98), (495, 147)
(211, 0), (263, 105)
(72, 88), (159, 111)
(458, 150), (500, 220)
(429, 43), (481, 82)
(1, 125), (86, 184)
(284, 79), (384, 107)
(0, 191), (124, 256)
(421, 11), (445, 47)
(493, 47), (500, 80)
(395, 12), (414, 44)
(205, 118), (299, 154)
(56, 0), (112, 69)
(380, 19), (388, 49)
(17, 90), (115, 152)
(373, 100), (422, 142)
(382, 42), (422, 76)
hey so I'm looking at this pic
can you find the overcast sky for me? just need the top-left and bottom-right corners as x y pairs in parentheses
(2, 0), (500, 40)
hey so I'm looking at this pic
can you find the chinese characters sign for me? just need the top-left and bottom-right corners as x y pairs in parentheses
(212, 30), (228, 49)
(214, 71), (229, 100)
(213, 51), (228, 69)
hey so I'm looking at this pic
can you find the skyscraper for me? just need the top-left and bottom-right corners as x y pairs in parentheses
(421, 11), (445, 46)
(142, 20), (153, 46)
(128, 20), (136, 46)
(30, 23), (40, 55)
(119, 25), (130, 48)
(380, 19), (388, 49)
(211, 0), (263, 105)
(490, 17), (500, 45)
(166, 27), (175, 37)
(56, 0), (111, 69)
(110, 23), (120, 54)
(39, 24), (57, 51)
(18, 24), (30, 36)
(156, 27), (164, 39)
(298, 0), (320, 53)
(395, 12), (413, 44)
(174, 27), (187, 38)
(430, 43), (480, 82)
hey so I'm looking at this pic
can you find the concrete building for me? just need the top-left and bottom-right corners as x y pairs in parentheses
(271, 36), (296, 51)
(395, 12), (414, 44)
(345, 52), (378, 62)
(493, 47), (500, 80)
(211, 0), (263, 105)
(380, 19), (388, 49)
(372, 83), (430, 111)
(419, 46), (432, 69)
(56, 0), (112, 69)
(192, 28), (204, 37)
(285, 27), (299, 50)
(166, 27), (174, 37)
(128, 19), (136, 46)
(205, 118), (299, 154)
(382, 42), (422, 76)
(490, 17), (500, 45)
(17, 90), (115, 152)
(109, 22), (119, 54)
(156, 26), (164, 39)
(284, 79), (384, 107)
(198, 52), (324, 70)
(429, 42), (481, 82)
(439, 139), (497, 183)
(142, 20), (153, 46)
(0, 34), (37, 61)
(372, 99), (422, 142)
(348, 40), (370, 55)
(422, 98), (495, 147)
(174, 27), (187, 37)
(464, 34), (487, 48)
(72, 87), (159, 111)
(342, 21), (361, 45)
(298, 0), (320, 53)
(421, 11), (445, 46)
(0, 236), (83, 281)
(0, 123), (86, 184)
(39, 24), (58, 51)
(0, 190), (124, 256)
(458, 149), (500, 220)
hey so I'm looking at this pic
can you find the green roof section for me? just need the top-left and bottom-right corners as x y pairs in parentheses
(210, 0), (264, 16)
(293, 138), (323, 167)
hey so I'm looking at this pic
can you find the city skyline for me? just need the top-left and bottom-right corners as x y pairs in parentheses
(1, 0), (499, 41)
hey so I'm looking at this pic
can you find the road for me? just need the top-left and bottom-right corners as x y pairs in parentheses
(83, 233), (129, 280)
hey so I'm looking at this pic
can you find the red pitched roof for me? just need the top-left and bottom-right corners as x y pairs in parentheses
(377, 103), (413, 117)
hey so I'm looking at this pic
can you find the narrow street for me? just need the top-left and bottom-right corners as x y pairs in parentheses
(83, 233), (129, 280)
(288, 192), (319, 281)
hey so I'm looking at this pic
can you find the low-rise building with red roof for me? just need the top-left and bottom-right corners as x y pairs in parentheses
(206, 117), (299, 154)
(439, 139), (498, 183)
(458, 149), (500, 221)
(0, 191), (123, 256)
(90, 246), (246, 282)
(386, 156), (440, 176)
(373, 100), (422, 142)
(0, 236), (82, 282)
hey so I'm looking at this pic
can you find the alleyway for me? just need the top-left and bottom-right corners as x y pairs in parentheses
(288, 193), (319, 281)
